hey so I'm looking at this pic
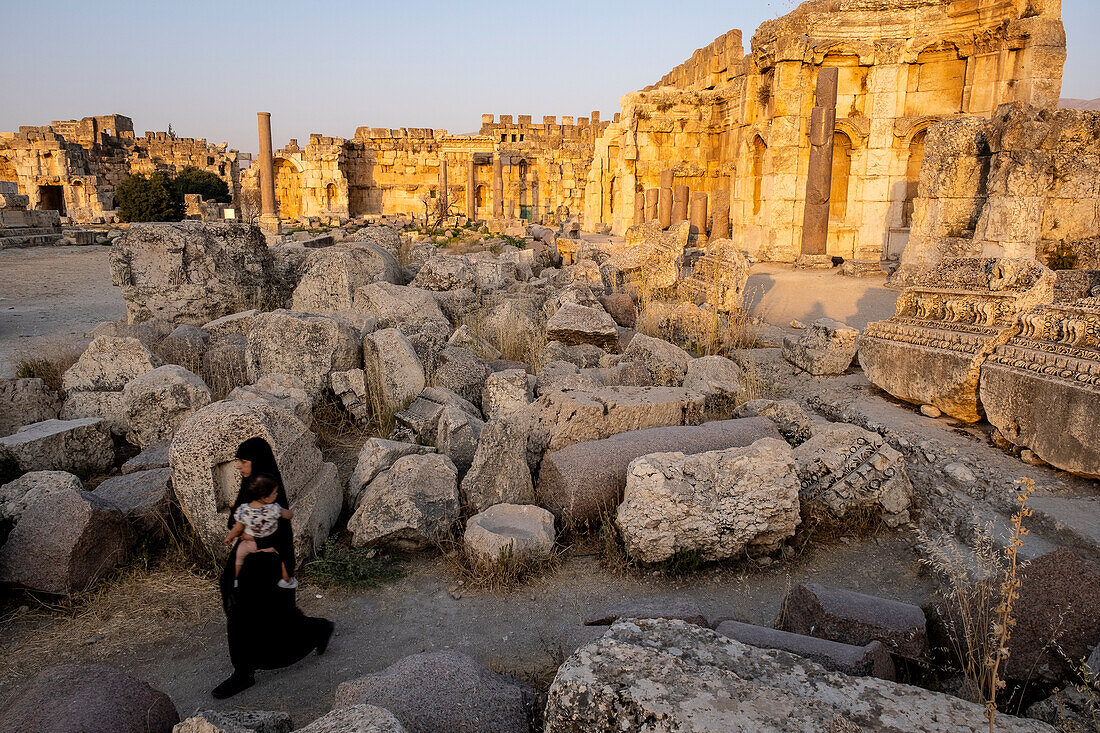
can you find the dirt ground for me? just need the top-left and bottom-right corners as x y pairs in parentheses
(0, 245), (125, 378)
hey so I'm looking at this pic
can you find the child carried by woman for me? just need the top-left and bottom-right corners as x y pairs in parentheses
(224, 473), (298, 589)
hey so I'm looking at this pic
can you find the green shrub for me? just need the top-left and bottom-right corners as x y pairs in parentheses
(116, 172), (184, 222)
(173, 166), (231, 203)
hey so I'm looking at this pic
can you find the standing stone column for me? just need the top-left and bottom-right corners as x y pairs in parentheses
(689, 192), (708, 243)
(256, 112), (276, 219)
(659, 170), (673, 229)
(672, 184), (689, 223)
(532, 174), (540, 222)
(645, 189), (659, 222)
(633, 189), (645, 225)
(492, 154), (504, 218)
(438, 155), (448, 217)
(712, 190), (731, 240)
(466, 158), (477, 218)
(800, 67), (839, 258)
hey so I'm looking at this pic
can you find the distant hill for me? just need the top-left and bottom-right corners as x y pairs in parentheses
(1059, 98), (1100, 110)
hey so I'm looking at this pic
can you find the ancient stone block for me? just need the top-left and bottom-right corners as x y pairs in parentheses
(0, 417), (114, 477)
(858, 258), (1055, 421)
(246, 310), (362, 400)
(464, 503), (555, 565)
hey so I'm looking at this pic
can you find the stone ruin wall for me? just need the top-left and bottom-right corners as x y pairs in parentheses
(0, 114), (241, 224)
(896, 103), (1100, 281)
(240, 114), (610, 226)
(583, 0), (1066, 263)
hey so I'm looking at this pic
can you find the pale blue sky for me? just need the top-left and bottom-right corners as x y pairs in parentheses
(3, 0), (1097, 154)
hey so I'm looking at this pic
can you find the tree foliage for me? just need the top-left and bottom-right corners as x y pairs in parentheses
(115, 172), (184, 222)
(174, 166), (231, 203)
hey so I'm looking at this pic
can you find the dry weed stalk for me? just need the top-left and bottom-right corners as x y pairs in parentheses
(13, 339), (83, 392)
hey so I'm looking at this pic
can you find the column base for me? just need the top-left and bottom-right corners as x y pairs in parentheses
(794, 254), (835, 269)
(257, 214), (281, 236)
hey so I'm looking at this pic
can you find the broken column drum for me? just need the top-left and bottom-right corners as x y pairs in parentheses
(672, 184), (689, 223)
(800, 67), (838, 257)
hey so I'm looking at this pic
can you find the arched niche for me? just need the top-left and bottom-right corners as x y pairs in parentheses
(273, 158), (302, 219)
(752, 135), (767, 217)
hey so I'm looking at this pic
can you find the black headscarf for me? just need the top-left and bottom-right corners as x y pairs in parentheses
(225, 436), (295, 578)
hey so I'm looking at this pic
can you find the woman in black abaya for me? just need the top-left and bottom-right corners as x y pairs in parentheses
(212, 437), (334, 699)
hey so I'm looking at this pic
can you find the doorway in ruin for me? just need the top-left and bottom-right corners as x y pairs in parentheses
(752, 136), (767, 216)
(273, 159), (302, 219)
(325, 183), (338, 211)
(37, 185), (65, 214)
(903, 130), (927, 227)
(830, 132), (852, 221)
(476, 184), (487, 211)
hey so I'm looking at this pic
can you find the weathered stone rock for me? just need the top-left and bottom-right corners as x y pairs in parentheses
(291, 244), (401, 312)
(585, 597), (707, 627)
(543, 619), (1050, 732)
(980, 296), (1100, 478)
(529, 386), (706, 456)
(59, 390), (128, 434)
(92, 467), (173, 536)
(597, 293), (636, 328)
(334, 651), (533, 733)
(173, 710), (291, 733)
(435, 401), (484, 475)
(776, 582), (929, 661)
(0, 488), (129, 594)
(227, 373), (313, 427)
(391, 387), (479, 446)
(446, 324), (501, 361)
(683, 355), (742, 413)
(0, 417), (114, 477)
(0, 378), (61, 437)
(793, 422), (914, 523)
(347, 438), (436, 512)
(409, 253), (478, 291)
(0, 470), (82, 526)
(170, 400), (340, 560)
(246, 310), (362, 400)
(295, 705), (408, 733)
(732, 398), (815, 445)
(859, 258), (1056, 422)
(481, 369), (534, 420)
(545, 303), (619, 352)
(109, 222), (274, 325)
(616, 438), (800, 563)
(121, 441), (171, 474)
(537, 417), (781, 525)
(201, 310), (260, 339)
(352, 281), (445, 327)
(431, 346), (491, 409)
(159, 323), (211, 361)
(464, 503), (556, 565)
(714, 620), (896, 680)
(361, 328), (426, 415)
(540, 341), (606, 369)
(604, 220), (689, 290)
(347, 453), (459, 550)
(782, 317), (860, 375)
(62, 336), (163, 393)
(122, 365), (212, 449)
(622, 333), (691, 386)
(461, 417), (535, 513)
(679, 239), (751, 313)
(0, 664), (179, 733)
(482, 299), (541, 345)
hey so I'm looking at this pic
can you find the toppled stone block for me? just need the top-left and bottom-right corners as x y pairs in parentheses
(0, 417), (114, 477)
(122, 441), (171, 474)
(0, 470), (82, 526)
(793, 422), (914, 524)
(246, 310), (362, 400)
(291, 244), (401, 313)
(481, 369), (534, 420)
(537, 417), (781, 525)
(92, 467), (173, 537)
(62, 336), (163, 393)
(776, 582), (929, 661)
(362, 328), (426, 414)
(461, 416), (535, 513)
(545, 303), (619, 352)
(335, 651), (533, 733)
(294, 705), (407, 733)
(604, 220), (689, 290)
(122, 365), (212, 449)
(544, 619), (1049, 732)
(0, 488), (129, 594)
(409, 254), (477, 291)
(347, 453), (460, 550)
(464, 503), (556, 566)
(622, 333), (690, 386)
(585, 597), (707, 627)
(859, 258), (1055, 422)
(679, 239), (750, 313)
(980, 296), (1100, 478)
(174, 709), (291, 733)
(731, 399), (815, 445)
(0, 378), (61, 437)
(683, 356), (742, 413)
(347, 438), (436, 512)
(227, 373), (313, 427)
(109, 221), (274, 325)
(201, 309), (259, 338)
(0, 664), (179, 732)
(431, 346), (491, 408)
(617, 438), (800, 563)
(714, 620), (895, 680)
(782, 317), (860, 375)
(59, 390), (128, 434)
(170, 400), (340, 560)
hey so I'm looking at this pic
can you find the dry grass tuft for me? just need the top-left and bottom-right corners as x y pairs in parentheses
(13, 339), (83, 392)
(438, 529), (563, 592)
(463, 300), (546, 368)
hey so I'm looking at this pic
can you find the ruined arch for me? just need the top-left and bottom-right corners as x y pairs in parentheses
(752, 135), (767, 216)
(476, 184), (487, 210)
(830, 131), (853, 221)
(903, 128), (928, 227)
(273, 158), (302, 219)
(325, 182), (338, 211)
